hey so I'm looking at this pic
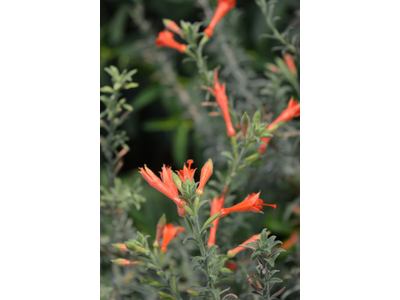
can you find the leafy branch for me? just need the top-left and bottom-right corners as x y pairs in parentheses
(246, 229), (286, 300)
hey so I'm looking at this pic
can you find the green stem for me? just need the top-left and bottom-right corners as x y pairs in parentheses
(150, 247), (182, 300)
(183, 214), (217, 300)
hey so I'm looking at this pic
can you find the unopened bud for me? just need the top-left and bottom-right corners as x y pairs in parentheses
(163, 19), (183, 36)
(241, 112), (250, 139)
(125, 242), (149, 255)
(267, 121), (285, 134)
(253, 110), (261, 124)
(197, 159), (213, 195)
(227, 250), (236, 258)
(171, 172), (183, 192)
(112, 243), (130, 252)
(111, 259), (139, 267)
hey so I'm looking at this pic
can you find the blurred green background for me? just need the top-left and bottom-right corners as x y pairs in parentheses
(100, 0), (299, 253)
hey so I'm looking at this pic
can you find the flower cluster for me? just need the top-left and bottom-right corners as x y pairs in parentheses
(139, 159), (212, 216)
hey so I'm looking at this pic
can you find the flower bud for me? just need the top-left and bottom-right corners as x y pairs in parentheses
(266, 121), (284, 134)
(253, 110), (261, 124)
(112, 243), (130, 252)
(171, 172), (183, 192)
(125, 242), (149, 255)
(197, 159), (213, 196)
(162, 19), (182, 36)
(111, 259), (139, 267)
(240, 112), (250, 139)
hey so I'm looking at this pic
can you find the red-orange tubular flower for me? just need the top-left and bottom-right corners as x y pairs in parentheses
(227, 234), (261, 257)
(197, 159), (213, 195)
(139, 165), (186, 209)
(281, 232), (298, 250)
(177, 159), (196, 182)
(163, 19), (183, 36)
(155, 30), (187, 53)
(220, 192), (276, 217)
(161, 224), (185, 252)
(209, 71), (236, 137)
(259, 97), (300, 154)
(204, 0), (236, 37)
(283, 53), (297, 74)
(207, 193), (226, 247)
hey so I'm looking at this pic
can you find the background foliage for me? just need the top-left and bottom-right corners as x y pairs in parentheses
(100, 0), (299, 299)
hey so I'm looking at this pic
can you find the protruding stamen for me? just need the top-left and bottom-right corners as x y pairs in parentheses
(262, 203), (277, 209)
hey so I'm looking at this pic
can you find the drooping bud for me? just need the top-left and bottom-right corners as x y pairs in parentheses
(153, 214), (167, 247)
(111, 259), (139, 267)
(240, 112), (250, 139)
(162, 19), (183, 36)
(197, 159), (213, 196)
(112, 243), (130, 252)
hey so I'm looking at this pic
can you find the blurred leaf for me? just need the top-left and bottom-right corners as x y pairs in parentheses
(173, 122), (190, 164)
(132, 86), (161, 112)
(142, 118), (179, 132)
(100, 86), (113, 93)
(124, 82), (139, 89)
(109, 4), (130, 45)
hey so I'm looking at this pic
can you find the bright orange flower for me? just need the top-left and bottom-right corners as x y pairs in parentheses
(139, 165), (185, 208)
(283, 53), (297, 74)
(197, 159), (213, 195)
(208, 71), (236, 137)
(177, 159), (196, 182)
(219, 192), (276, 217)
(111, 259), (139, 267)
(227, 234), (261, 257)
(163, 19), (183, 36)
(259, 97), (300, 154)
(161, 223), (185, 252)
(204, 0), (236, 37)
(281, 232), (298, 250)
(207, 191), (226, 247)
(155, 30), (187, 53)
